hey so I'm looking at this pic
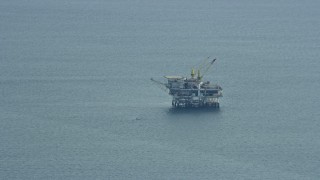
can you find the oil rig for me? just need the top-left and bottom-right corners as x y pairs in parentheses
(151, 57), (223, 108)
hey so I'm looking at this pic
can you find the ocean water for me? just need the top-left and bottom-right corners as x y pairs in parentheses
(1, 0), (320, 179)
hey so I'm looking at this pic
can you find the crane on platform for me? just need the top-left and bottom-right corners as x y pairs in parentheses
(191, 57), (217, 80)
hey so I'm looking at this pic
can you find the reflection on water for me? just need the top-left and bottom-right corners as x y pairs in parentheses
(167, 107), (221, 115)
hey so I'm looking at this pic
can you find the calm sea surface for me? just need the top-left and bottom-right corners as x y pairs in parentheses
(1, 0), (320, 179)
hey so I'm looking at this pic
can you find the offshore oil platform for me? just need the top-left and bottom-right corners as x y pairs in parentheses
(151, 57), (223, 108)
